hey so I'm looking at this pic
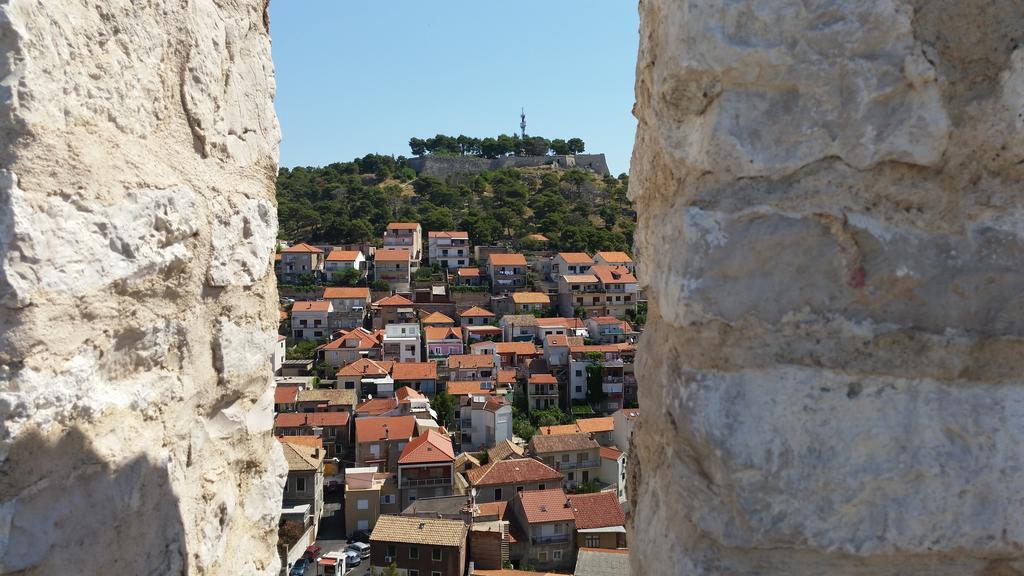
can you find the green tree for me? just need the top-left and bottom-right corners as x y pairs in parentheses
(287, 340), (319, 359)
(567, 137), (586, 154)
(421, 206), (455, 232)
(431, 391), (457, 427)
(331, 268), (362, 286)
(550, 138), (570, 155)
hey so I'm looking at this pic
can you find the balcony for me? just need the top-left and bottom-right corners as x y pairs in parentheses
(531, 535), (570, 545)
(553, 459), (599, 471)
(401, 476), (452, 488)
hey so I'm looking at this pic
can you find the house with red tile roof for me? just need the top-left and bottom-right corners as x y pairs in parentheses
(279, 242), (324, 282)
(355, 397), (401, 418)
(458, 305), (496, 327)
(320, 327), (384, 369)
(459, 394), (513, 452)
(528, 433), (602, 490)
(557, 264), (638, 319)
(598, 446), (627, 502)
(322, 285), (371, 330)
(527, 374), (559, 411)
(567, 491), (626, 550)
(335, 358), (395, 396)
(274, 386), (300, 412)
(488, 253), (528, 293)
(448, 354), (497, 381)
(567, 343), (636, 413)
(454, 266), (483, 287)
(371, 293), (417, 329)
(510, 489), (577, 571)
(374, 248), (412, 291)
(354, 415), (418, 473)
(425, 325), (464, 361)
(383, 222), (422, 265)
(397, 429), (455, 506)
(324, 249), (366, 279)
(290, 300), (333, 341)
(465, 458), (564, 504)
(427, 230), (470, 270)
(390, 362), (439, 395)
(274, 411), (351, 459)
(585, 316), (638, 345)
(592, 251), (635, 274)
(511, 292), (552, 314)
(552, 252), (594, 280)
(421, 310), (456, 327)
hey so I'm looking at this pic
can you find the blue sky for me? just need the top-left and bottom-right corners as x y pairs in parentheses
(270, 1), (640, 175)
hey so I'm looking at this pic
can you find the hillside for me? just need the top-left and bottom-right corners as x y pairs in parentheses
(277, 154), (634, 253)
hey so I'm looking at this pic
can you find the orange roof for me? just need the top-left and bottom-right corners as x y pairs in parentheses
(600, 446), (623, 460)
(476, 501), (509, 520)
(395, 386), (426, 403)
(276, 435), (324, 451)
(567, 491), (625, 529)
(373, 294), (414, 306)
(336, 358), (394, 377)
(387, 222), (420, 230)
(525, 233), (549, 242)
(425, 326), (462, 341)
(545, 334), (568, 347)
(595, 251), (633, 263)
(448, 354), (495, 369)
(447, 381), (494, 396)
(538, 424), (578, 436)
(495, 342), (538, 355)
(575, 417), (614, 434)
(589, 264), (637, 285)
(355, 397), (399, 416)
(557, 252), (593, 264)
(465, 458), (563, 487)
(355, 415), (417, 443)
(459, 306), (495, 318)
(279, 310), (288, 321)
(322, 328), (382, 351)
(562, 274), (599, 283)
(489, 253), (527, 266)
(517, 489), (575, 524)
(421, 311), (455, 325)
(511, 292), (550, 305)
(375, 248), (410, 262)
(323, 286), (370, 299)
(456, 267), (481, 277)
(497, 369), (517, 384)
(275, 412), (350, 429)
(281, 242), (322, 254)
(569, 344), (622, 354)
(427, 230), (468, 239)
(398, 429), (455, 464)
(292, 301), (331, 313)
(529, 374), (557, 384)
(326, 249), (362, 261)
(391, 362), (438, 381)
(537, 317), (586, 330)
(274, 387), (299, 404)
(616, 408), (640, 421)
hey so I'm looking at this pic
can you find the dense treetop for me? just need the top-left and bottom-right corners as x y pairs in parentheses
(277, 154), (633, 254)
(409, 133), (585, 158)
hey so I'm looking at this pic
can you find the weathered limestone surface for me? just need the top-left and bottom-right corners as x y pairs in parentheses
(0, 1), (283, 574)
(630, 1), (1024, 574)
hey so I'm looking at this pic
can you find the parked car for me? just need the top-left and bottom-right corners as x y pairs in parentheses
(350, 530), (370, 543)
(346, 542), (371, 559)
(302, 545), (322, 560)
(289, 558), (309, 576)
(345, 550), (361, 567)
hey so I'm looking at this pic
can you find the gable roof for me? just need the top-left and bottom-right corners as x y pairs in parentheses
(561, 274), (599, 283)
(326, 249), (362, 261)
(589, 264), (637, 285)
(448, 354), (495, 369)
(517, 489), (574, 524)
(274, 386), (299, 404)
(391, 362), (438, 381)
(538, 424), (578, 436)
(487, 439), (526, 463)
(495, 342), (539, 355)
(594, 251), (633, 263)
(425, 326), (463, 341)
(275, 412), (350, 429)
(556, 252), (593, 265)
(398, 429), (455, 464)
(386, 222), (421, 230)
(575, 417), (615, 434)
(529, 432), (600, 454)
(374, 248), (411, 262)
(355, 397), (399, 416)
(427, 230), (468, 239)
(292, 301), (331, 313)
(355, 415), (417, 443)
(488, 253), (527, 266)
(281, 242), (322, 254)
(600, 446), (623, 461)
(456, 267), (481, 277)
(322, 328), (382, 351)
(296, 388), (358, 408)
(465, 458), (563, 487)
(335, 358), (394, 377)
(447, 381), (495, 396)
(394, 386), (426, 404)
(322, 286), (370, 299)
(373, 294), (415, 306)
(567, 491), (625, 529)
(459, 305), (495, 318)
(511, 292), (550, 305)
(528, 374), (557, 385)
(370, 514), (467, 548)
(421, 311), (455, 325)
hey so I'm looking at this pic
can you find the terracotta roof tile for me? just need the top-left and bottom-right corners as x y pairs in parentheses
(274, 387), (299, 404)
(446, 381), (494, 396)
(275, 412), (350, 429)
(556, 252), (593, 265)
(397, 429), (455, 464)
(370, 514), (467, 548)
(326, 250), (362, 261)
(278, 437), (326, 471)
(589, 264), (637, 285)
(355, 415), (417, 443)
(374, 248), (411, 262)
(292, 301), (331, 313)
(465, 458), (563, 487)
(425, 326), (463, 341)
(567, 491), (625, 529)
(487, 439), (526, 463)
(335, 358), (394, 377)
(373, 294), (415, 306)
(517, 489), (575, 524)
(538, 424), (578, 436)
(281, 243), (323, 254)
(529, 432), (600, 454)
(495, 342), (539, 355)
(511, 292), (550, 305)
(599, 446), (623, 461)
(427, 230), (468, 239)
(296, 388), (358, 408)
(459, 306), (495, 317)
(456, 267), (481, 277)
(322, 286), (370, 299)
(391, 362), (438, 381)
(528, 374), (557, 384)
(386, 222), (421, 230)
(448, 354), (495, 369)
(488, 253), (527, 266)
(594, 251), (633, 264)
(421, 311), (456, 324)
(355, 397), (399, 416)
(575, 417), (614, 434)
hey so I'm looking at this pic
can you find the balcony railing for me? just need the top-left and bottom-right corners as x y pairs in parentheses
(531, 535), (570, 545)
(400, 476), (452, 488)
(553, 460), (599, 471)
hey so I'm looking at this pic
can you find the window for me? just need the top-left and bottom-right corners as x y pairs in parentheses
(575, 370), (582, 378)
(358, 520), (369, 531)
(586, 535), (600, 547)
(582, 471), (589, 482)
(295, 477), (306, 492)
(516, 486), (524, 493)
(554, 523), (565, 534)
(538, 551), (548, 561)
(494, 488), (502, 500)
(357, 499), (369, 510)
(568, 472), (575, 481)
(433, 572), (441, 576)
(410, 571), (419, 576)
(370, 444), (380, 457)
(538, 484), (546, 490)
(314, 331), (323, 338)
(553, 550), (563, 561)
(561, 454), (570, 462)
(409, 546), (419, 560)
(432, 548), (442, 561)
(381, 494), (395, 505)
(576, 386), (583, 393)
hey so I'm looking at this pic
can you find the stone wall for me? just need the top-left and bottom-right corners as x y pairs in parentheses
(407, 153), (611, 178)
(0, 1), (283, 574)
(630, 0), (1024, 574)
